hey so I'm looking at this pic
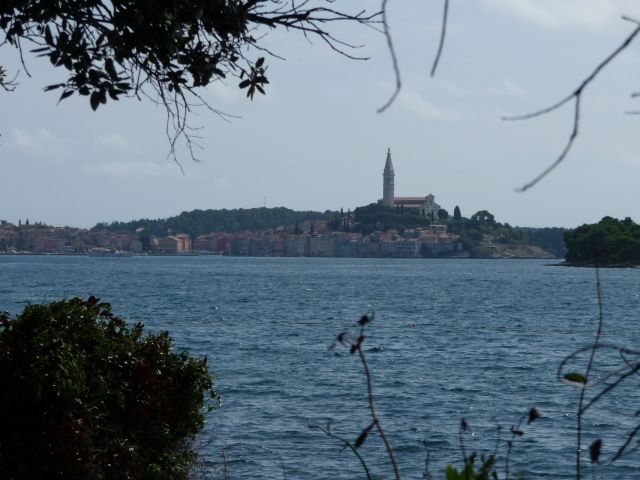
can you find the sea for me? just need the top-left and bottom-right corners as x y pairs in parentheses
(2, 256), (640, 479)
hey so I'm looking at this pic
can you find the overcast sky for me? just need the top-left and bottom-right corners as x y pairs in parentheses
(2, 0), (640, 228)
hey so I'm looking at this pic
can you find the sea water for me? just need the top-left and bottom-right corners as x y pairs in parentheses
(2, 256), (640, 479)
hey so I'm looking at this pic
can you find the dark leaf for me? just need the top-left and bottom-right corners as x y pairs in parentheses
(44, 25), (54, 46)
(590, 439), (602, 463)
(358, 315), (370, 326)
(44, 83), (65, 91)
(90, 91), (100, 111)
(238, 79), (251, 89)
(255, 57), (265, 68)
(105, 59), (117, 80)
(510, 426), (524, 436)
(460, 418), (468, 431)
(527, 407), (540, 424)
(564, 372), (587, 385)
(354, 423), (374, 448)
(59, 90), (74, 101)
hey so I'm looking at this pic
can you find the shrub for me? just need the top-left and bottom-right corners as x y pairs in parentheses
(0, 296), (214, 480)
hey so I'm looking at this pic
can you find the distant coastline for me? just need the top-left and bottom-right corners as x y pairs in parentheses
(0, 251), (557, 260)
(553, 261), (640, 269)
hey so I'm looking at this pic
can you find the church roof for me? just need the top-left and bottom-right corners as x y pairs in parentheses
(394, 196), (428, 202)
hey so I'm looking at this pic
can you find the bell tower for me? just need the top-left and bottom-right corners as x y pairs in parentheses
(382, 148), (395, 208)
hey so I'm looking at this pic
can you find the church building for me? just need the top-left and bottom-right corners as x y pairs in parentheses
(378, 148), (442, 220)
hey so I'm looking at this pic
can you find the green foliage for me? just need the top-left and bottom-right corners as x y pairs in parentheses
(564, 216), (640, 266)
(470, 210), (495, 225)
(0, 297), (214, 480)
(353, 203), (429, 234)
(93, 207), (332, 240)
(453, 206), (462, 221)
(445, 453), (498, 480)
(444, 212), (566, 258)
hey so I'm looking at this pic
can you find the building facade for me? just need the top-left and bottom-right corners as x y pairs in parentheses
(378, 149), (441, 220)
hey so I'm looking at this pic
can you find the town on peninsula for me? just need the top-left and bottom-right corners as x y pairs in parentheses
(1, 150), (566, 259)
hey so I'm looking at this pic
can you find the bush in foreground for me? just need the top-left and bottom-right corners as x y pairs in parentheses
(0, 297), (214, 480)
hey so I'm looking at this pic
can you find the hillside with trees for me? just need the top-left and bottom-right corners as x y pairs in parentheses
(93, 207), (332, 238)
(340, 204), (566, 258)
(564, 216), (640, 266)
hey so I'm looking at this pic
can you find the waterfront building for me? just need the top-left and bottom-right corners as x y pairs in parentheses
(284, 236), (305, 256)
(308, 235), (335, 257)
(156, 234), (191, 253)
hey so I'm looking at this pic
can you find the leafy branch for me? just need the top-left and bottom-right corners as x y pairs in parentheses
(0, 0), (380, 165)
(314, 314), (401, 479)
(557, 264), (640, 476)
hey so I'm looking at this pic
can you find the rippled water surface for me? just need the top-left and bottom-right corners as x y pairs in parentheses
(2, 256), (640, 478)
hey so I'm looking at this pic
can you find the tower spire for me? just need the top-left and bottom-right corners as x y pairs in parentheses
(382, 148), (395, 208)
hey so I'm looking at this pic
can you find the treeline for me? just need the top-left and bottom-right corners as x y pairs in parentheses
(446, 213), (566, 259)
(564, 216), (640, 266)
(93, 207), (332, 238)
(348, 203), (431, 234)
(341, 204), (566, 258)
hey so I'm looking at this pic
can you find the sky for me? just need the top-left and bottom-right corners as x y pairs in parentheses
(2, 0), (640, 229)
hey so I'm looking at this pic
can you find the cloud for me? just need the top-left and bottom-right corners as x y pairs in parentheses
(482, 0), (640, 31)
(399, 90), (465, 121)
(84, 160), (179, 178)
(487, 78), (528, 97)
(207, 80), (241, 104)
(11, 128), (56, 149)
(213, 176), (231, 190)
(99, 133), (131, 150)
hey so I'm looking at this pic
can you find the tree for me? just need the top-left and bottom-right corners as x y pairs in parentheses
(437, 208), (449, 220)
(0, 1), (377, 161)
(0, 297), (214, 479)
(453, 206), (462, 221)
(470, 210), (495, 225)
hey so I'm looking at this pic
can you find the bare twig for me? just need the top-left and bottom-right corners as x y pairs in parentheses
(377, 0), (401, 113)
(221, 448), (229, 480)
(504, 413), (526, 480)
(422, 440), (433, 480)
(430, 0), (449, 77)
(580, 362), (640, 416)
(328, 316), (401, 480)
(611, 423), (640, 462)
(308, 423), (373, 480)
(503, 23), (640, 192)
(458, 419), (468, 466)
(356, 330), (401, 480)
(573, 266), (605, 479)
